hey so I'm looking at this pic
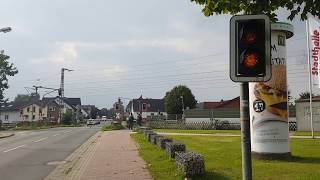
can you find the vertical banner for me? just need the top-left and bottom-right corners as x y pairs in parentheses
(249, 23), (293, 158)
(308, 15), (320, 87)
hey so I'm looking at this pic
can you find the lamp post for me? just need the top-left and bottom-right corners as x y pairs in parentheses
(0, 27), (11, 33)
(59, 68), (74, 124)
(180, 96), (184, 120)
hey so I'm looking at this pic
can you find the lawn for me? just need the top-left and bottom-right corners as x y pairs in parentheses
(154, 129), (320, 137)
(131, 133), (184, 180)
(153, 129), (241, 135)
(291, 131), (320, 136)
(132, 133), (320, 180)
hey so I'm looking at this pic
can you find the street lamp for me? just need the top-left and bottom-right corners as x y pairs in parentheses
(0, 27), (12, 33)
(59, 68), (74, 124)
(180, 96), (184, 120)
(180, 96), (184, 111)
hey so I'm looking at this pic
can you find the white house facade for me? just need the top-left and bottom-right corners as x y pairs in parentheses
(127, 97), (167, 120)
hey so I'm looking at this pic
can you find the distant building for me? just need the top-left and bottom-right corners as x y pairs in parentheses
(127, 96), (167, 119)
(81, 105), (98, 119)
(0, 97), (82, 124)
(0, 101), (31, 124)
(295, 96), (320, 131)
(21, 98), (60, 122)
(197, 97), (240, 110)
(188, 97), (240, 123)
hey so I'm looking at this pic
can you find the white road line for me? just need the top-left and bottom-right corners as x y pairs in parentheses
(3, 145), (26, 153)
(53, 134), (60, 137)
(65, 130), (72, 133)
(33, 137), (47, 143)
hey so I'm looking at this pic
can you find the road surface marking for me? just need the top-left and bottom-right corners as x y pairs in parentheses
(65, 130), (72, 133)
(33, 137), (47, 143)
(53, 134), (60, 137)
(3, 145), (26, 153)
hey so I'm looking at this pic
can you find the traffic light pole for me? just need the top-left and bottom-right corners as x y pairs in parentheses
(240, 82), (252, 180)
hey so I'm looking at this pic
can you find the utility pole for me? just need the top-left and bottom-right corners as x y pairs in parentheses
(75, 105), (80, 124)
(59, 68), (73, 124)
(60, 68), (73, 98)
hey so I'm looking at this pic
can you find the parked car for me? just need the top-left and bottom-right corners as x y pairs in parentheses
(87, 119), (95, 125)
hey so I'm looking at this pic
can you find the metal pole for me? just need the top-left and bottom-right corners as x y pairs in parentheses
(181, 96), (184, 120)
(60, 68), (65, 98)
(306, 18), (315, 139)
(240, 82), (252, 180)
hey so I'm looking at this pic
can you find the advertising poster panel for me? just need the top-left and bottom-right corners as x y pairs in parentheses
(249, 23), (293, 158)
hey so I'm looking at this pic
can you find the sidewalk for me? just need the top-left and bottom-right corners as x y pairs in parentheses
(80, 130), (152, 180)
(45, 130), (152, 180)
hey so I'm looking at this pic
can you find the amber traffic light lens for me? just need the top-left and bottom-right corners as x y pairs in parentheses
(243, 52), (259, 68)
(242, 32), (257, 44)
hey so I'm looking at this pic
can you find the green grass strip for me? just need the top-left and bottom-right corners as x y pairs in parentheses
(131, 133), (184, 180)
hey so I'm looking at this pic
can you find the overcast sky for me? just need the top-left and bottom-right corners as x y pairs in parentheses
(0, 0), (313, 108)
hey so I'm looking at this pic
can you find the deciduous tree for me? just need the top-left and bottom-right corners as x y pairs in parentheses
(164, 85), (197, 114)
(190, 0), (320, 21)
(0, 54), (18, 103)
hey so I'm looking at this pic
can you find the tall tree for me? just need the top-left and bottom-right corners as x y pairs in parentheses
(14, 93), (40, 103)
(190, 0), (320, 21)
(164, 85), (197, 114)
(62, 111), (73, 125)
(0, 54), (18, 103)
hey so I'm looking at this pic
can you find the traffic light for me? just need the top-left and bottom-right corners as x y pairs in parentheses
(230, 15), (271, 82)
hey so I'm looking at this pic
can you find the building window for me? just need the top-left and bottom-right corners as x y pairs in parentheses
(278, 35), (285, 46)
(27, 107), (30, 112)
(39, 108), (42, 114)
(49, 114), (52, 118)
(142, 103), (147, 111)
(5, 115), (9, 120)
(49, 107), (55, 111)
(32, 115), (35, 120)
(32, 106), (36, 112)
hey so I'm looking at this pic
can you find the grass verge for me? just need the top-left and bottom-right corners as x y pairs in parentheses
(131, 133), (183, 180)
(101, 123), (125, 131)
(132, 132), (320, 180)
(291, 131), (320, 136)
(153, 129), (240, 135)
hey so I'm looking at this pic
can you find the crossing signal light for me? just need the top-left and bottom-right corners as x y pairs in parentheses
(230, 15), (271, 82)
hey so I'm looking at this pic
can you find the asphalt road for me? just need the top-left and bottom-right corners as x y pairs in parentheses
(0, 125), (103, 180)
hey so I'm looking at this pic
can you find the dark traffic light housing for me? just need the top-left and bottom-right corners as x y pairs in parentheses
(230, 15), (271, 82)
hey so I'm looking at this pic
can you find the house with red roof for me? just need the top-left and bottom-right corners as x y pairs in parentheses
(185, 97), (240, 123)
